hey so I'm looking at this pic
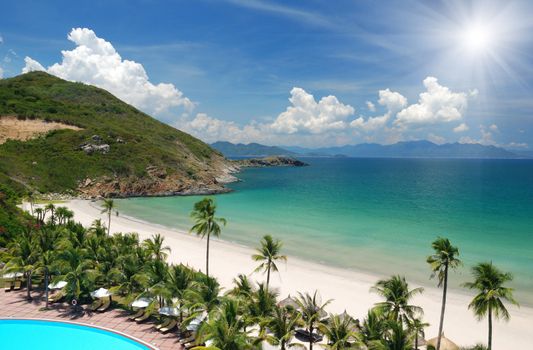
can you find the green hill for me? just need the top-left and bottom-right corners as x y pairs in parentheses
(0, 71), (234, 198)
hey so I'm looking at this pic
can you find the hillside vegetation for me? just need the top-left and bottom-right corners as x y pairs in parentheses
(0, 71), (233, 197)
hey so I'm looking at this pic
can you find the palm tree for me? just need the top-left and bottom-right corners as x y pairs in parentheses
(248, 282), (278, 331)
(100, 199), (118, 235)
(27, 191), (35, 216)
(371, 275), (424, 326)
(361, 308), (387, 343)
(145, 259), (170, 308)
(166, 264), (194, 321)
(143, 233), (171, 261)
(296, 290), (332, 350)
(190, 198), (226, 277)
(409, 318), (429, 350)
(57, 247), (95, 302)
(36, 227), (61, 308)
(463, 262), (519, 350)
(228, 274), (255, 300)
(369, 321), (413, 350)
(263, 305), (302, 350)
(319, 313), (362, 350)
(55, 206), (74, 225)
(252, 234), (287, 290)
(427, 237), (461, 350)
(34, 207), (45, 223)
(5, 230), (37, 299)
(44, 203), (56, 225)
(185, 274), (221, 314)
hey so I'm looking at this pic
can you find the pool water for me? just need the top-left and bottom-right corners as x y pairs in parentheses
(0, 319), (152, 350)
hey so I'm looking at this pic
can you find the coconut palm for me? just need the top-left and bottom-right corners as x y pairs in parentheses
(463, 262), (518, 350)
(100, 199), (118, 235)
(252, 234), (287, 290)
(409, 318), (429, 350)
(319, 313), (362, 350)
(190, 198), (226, 277)
(34, 207), (45, 223)
(369, 321), (413, 350)
(427, 237), (461, 350)
(371, 275), (424, 326)
(248, 282), (278, 331)
(185, 274), (222, 314)
(228, 274), (255, 300)
(166, 263), (194, 321)
(36, 227), (61, 308)
(361, 308), (387, 343)
(296, 290), (332, 350)
(145, 259), (170, 307)
(55, 206), (74, 225)
(57, 247), (95, 302)
(27, 191), (35, 216)
(262, 305), (302, 350)
(5, 229), (37, 299)
(44, 203), (56, 225)
(143, 233), (171, 261)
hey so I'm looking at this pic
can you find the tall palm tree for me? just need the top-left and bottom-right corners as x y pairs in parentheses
(57, 247), (95, 302)
(190, 198), (226, 277)
(100, 199), (118, 235)
(36, 227), (61, 308)
(296, 290), (332, 350)
(369, 321), (413, 350)
(44, 203), (56, 225)
(371, 275), (424, 326)
(361, 308), (387, 343)
(319, 313), (362, 350)
(34, 207), (45, 223)
(143, 233), (171, 261)
(5, 229), (37, 299)
(55, 206), (74, 225)
(263, 305), (302, 350)
(427, 237), (461, 350)
(463, 262), (518, 350)
(252, 235), (287, 290)
(228, 274), (255, 300)
(248, 282), (278, 331)
(27, 191), (35, 216)
(185, 274), (222, 314)
(409, 318), (429, 350)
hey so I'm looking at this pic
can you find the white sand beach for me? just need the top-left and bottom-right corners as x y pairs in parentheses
(33, 200), (533, 349)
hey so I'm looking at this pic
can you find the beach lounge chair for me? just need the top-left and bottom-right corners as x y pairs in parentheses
(180, 335), (196, 345)
(156, 318), (172, 330)
(129, 309), (145, 321)
(135, 310), (152, 323)
(159, 319), (177, 334)
(4, 280), (13, 292)
(97, 298), (111, 312)
(48, 291), (64, 303)
(13, 280), (22, 291)
(88, 299), (103, 311)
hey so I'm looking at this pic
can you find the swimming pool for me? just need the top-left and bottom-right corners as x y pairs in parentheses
(0, 319), (155, 349)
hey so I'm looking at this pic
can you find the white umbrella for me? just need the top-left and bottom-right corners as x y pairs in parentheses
(186, 313), (206, 331)
(2, 272), (23, 279)
(91, 287), (112, 298)
(131, 297), (152, 308)
(159, 306), (180, 316)
(49, 281), (67, 290)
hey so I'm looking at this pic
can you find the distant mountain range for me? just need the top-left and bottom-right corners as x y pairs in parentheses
(212, 140), (528, 159)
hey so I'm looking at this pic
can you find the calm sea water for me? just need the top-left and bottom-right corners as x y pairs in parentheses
(115, 158), (533, 304)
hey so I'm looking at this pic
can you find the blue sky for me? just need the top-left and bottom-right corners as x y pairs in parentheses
(1, 0), (532, 148)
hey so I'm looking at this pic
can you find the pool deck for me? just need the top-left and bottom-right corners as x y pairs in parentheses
(0, 290), (184, 350)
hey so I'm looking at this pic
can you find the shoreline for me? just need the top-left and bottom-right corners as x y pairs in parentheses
(27, 199), (533, 348)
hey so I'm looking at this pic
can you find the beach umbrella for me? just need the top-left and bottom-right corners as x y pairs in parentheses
(278, 295), (299, 310)
(186, 313), (206, 332)
(159, 306), (180, 316)
(426, 335), (459, 350)
(48, 281), (67, 290)
(2, 272), (23, 279)
(131, 297), (152, 308)
(90, 287), (112, 298)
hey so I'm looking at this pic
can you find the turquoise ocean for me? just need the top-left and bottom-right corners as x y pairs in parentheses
(115, 158), (533, 305)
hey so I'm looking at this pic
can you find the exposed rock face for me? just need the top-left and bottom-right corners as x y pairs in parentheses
(80, 143), (110, 154)
(235, 156), (308, 168)
(0, 115), (82, 144)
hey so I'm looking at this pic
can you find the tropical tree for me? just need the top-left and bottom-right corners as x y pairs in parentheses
(44, 203), (56, 225)
(27, 191), (35, 216)
(463, 262), (519, 350)
(34, 207), (45, 223)
(296, 290), (332, 350)
(166, 264), (194, 321)
(36, 227), (61, 308)
(228, 274), (255, 300)
(319, 313), (362, 350)
(371, 275), (424, 325)
(185, 274), (222, 314)
(190, 198), (226, 277)
(100, 199), (118, 235)
(247, 282), (278, 331)
(252, 234), (287, 290)
(5, 229), (37, 299)
(369, 321), (413, 350)
(145, 259), (170, 307)
(262, 305), (302, 350)
(361, 308), (387, 343)
(57, 247), (95, 302)
(427, 237), (461, 350)
(143, 233), (171, 261)
(55, 206), (74, 225)
(409, 318), (429, 350)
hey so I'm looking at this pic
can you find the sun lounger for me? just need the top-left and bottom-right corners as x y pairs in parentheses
(88, 299), (103, 311)
(4, 280), (13, 292)
(48, 292), (64, 303)
(135, 311), (151, 323)
(13, 280), (22, 291)
(129, 309), (145, 321)
(159, 319), (177, 334)
(180, 335), (196, 345)
(156, 318), (172, 330)
(97, 298), (111, 312)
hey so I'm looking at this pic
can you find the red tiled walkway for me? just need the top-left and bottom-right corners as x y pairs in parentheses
(0, 289), (184, 350)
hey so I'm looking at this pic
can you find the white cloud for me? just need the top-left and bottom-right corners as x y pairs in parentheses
(366, 101), (376, 112)
(453, 123), (469, 133)
(21, 28), (193, 115)
(489, 124), (499, 132)
(350, 114), (390, 132)
(270, 87), (355, 134)
(0, 35), (3, 45)
(428, 133), (446, 144)
(395, 77), (472, 127)
(378, 88), (407, 111)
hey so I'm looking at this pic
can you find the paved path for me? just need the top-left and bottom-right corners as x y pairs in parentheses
(0, 289), (184, 350)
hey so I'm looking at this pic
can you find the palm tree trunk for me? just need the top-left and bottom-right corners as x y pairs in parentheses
(436, 263), (448, 350)
(26, 272), (32, 299)
(309, 324), (314, 350)
(266, 261), (271, 290)
(107, 210), (111, 235)
(44, 270), (49, 309)
(488, 304), (493, 350)
(206, 232), (210, 277)
(415, 333), (419, 350)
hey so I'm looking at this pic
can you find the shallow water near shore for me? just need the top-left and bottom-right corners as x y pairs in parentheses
(115, 158), (533, 305)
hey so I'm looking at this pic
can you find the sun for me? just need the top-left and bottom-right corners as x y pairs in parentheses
(461, 23), (493, 54)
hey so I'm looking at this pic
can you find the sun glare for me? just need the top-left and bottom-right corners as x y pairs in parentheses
(463, 24), (492, 52)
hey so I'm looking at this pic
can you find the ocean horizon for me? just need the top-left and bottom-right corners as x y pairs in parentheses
(115, 157), (533, 305)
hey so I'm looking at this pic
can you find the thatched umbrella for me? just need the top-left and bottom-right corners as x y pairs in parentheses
(278, 295), (299, 310)
(426, 334), (459, 350)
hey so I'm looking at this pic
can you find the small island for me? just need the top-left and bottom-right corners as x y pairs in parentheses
(234, 156), (309, 168)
